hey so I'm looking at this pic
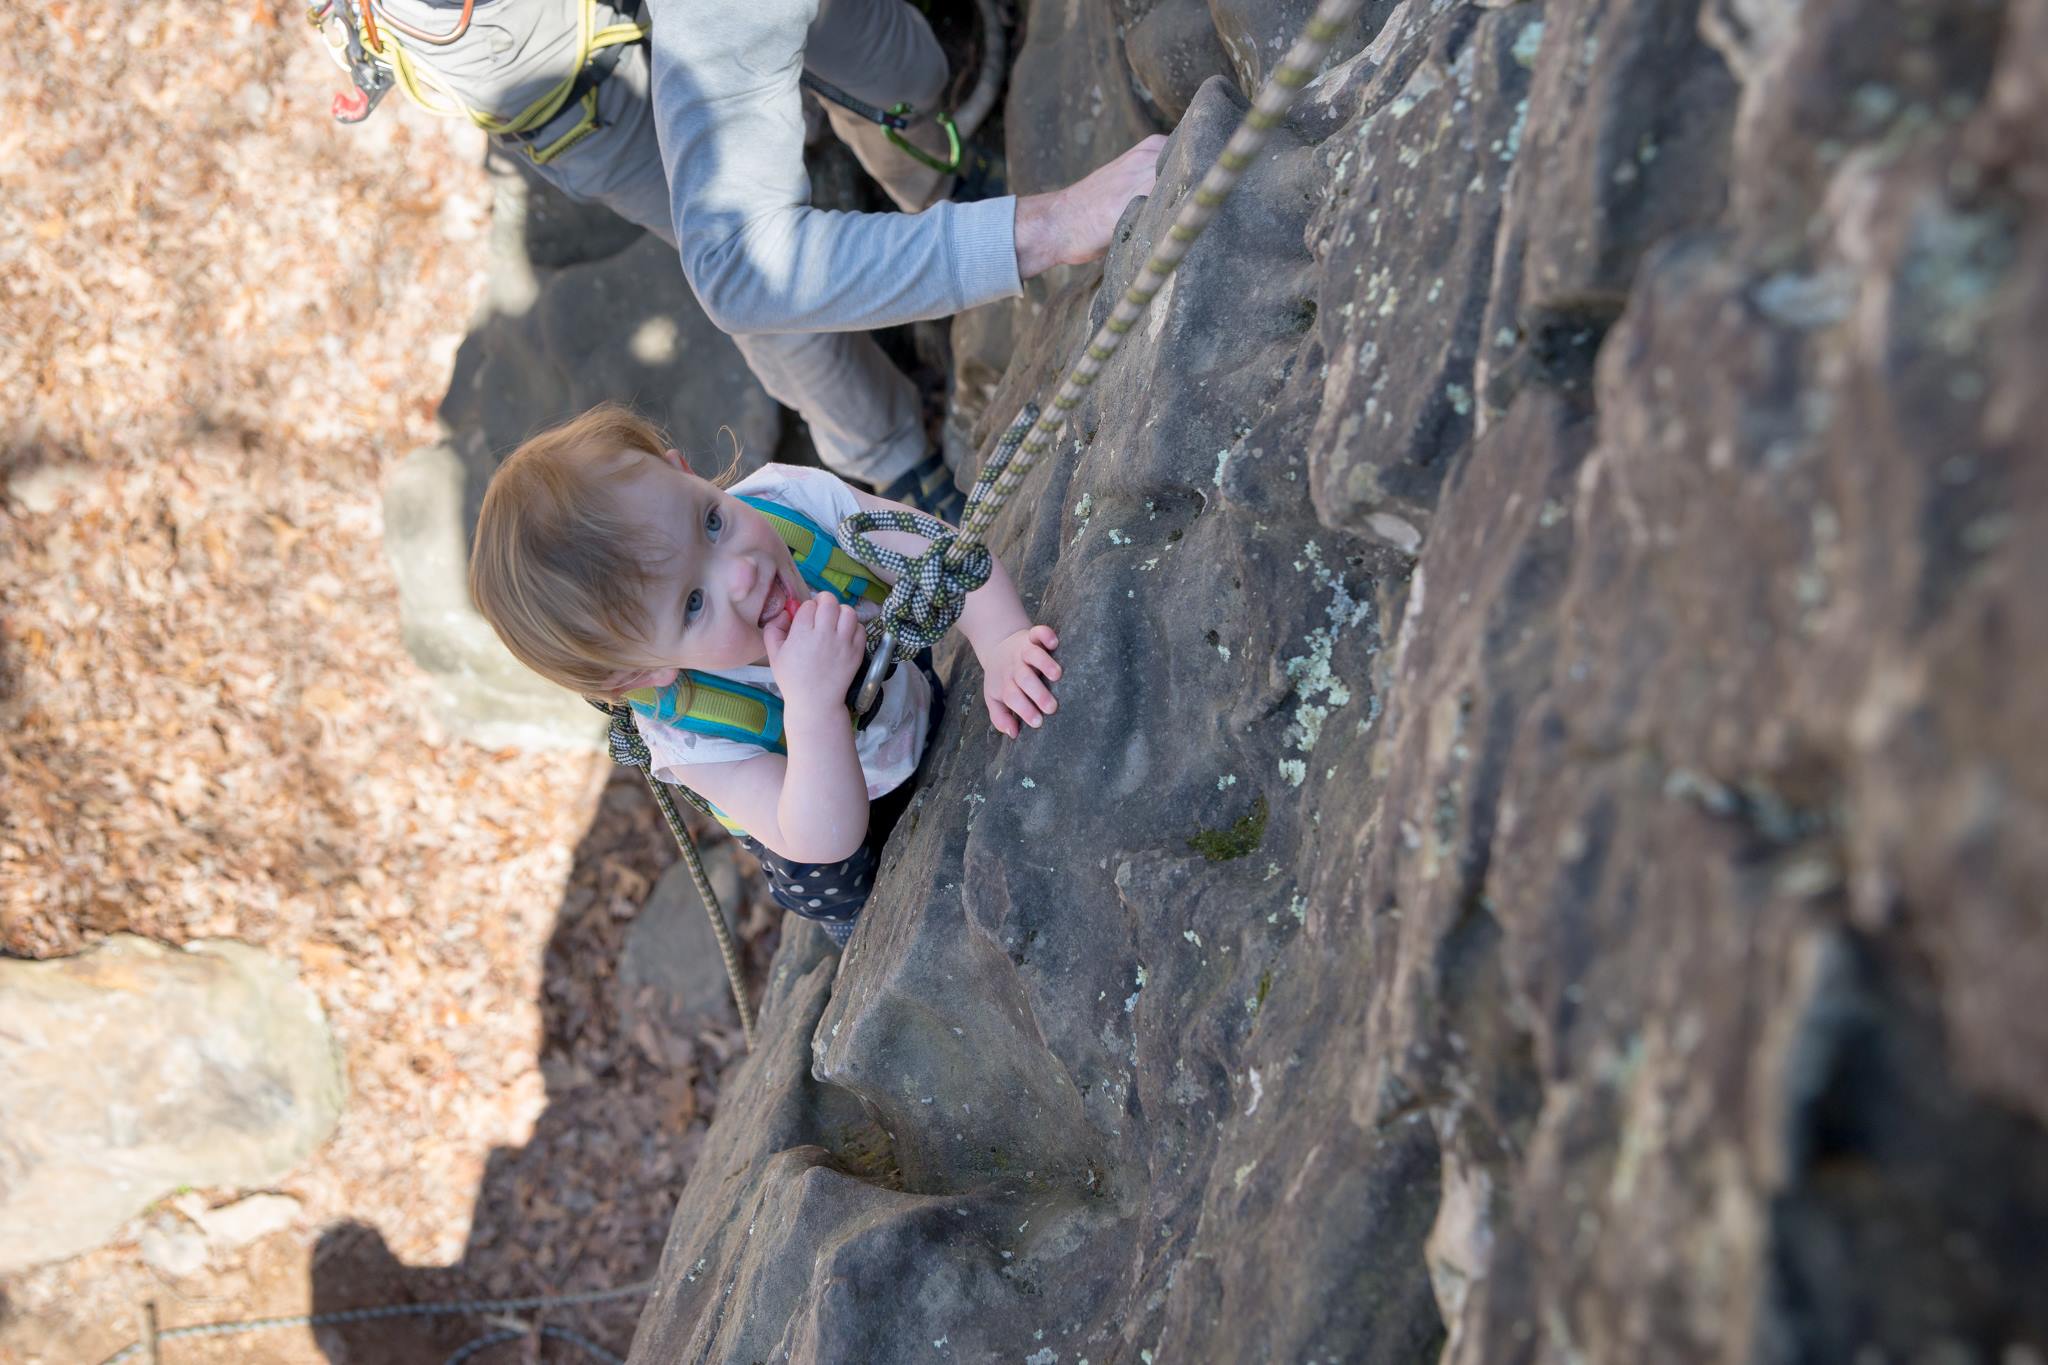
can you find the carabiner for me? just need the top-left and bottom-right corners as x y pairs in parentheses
(852, 628), (897, 723)
(885, 108), (962, 175)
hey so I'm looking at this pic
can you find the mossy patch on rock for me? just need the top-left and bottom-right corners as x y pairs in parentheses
(1188, 796), (1270, 862)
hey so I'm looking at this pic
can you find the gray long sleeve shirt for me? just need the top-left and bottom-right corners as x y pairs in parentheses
(647, 0), (1023, 335)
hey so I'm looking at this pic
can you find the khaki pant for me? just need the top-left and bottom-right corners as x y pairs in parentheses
(439, 0), (953, 485)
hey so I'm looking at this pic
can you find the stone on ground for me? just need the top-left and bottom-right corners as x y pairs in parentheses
(0, 936), (344, 1272)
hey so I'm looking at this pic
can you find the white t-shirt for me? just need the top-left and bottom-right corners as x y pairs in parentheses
(632, 464), (933, 801)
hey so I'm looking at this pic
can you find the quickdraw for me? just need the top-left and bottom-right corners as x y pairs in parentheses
(799, 72), (963, 176)
(308, 0), (395, 124)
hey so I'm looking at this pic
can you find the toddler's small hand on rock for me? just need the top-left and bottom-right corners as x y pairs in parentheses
(983, 624), (1062, 739)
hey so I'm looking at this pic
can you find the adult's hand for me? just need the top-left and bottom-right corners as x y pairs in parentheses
(1013, 134), (1170, 279)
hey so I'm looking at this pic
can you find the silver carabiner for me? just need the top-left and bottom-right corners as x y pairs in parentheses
(853, 628), (897, 721)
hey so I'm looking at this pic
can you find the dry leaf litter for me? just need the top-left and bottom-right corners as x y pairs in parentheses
(0, 4), (785, 1360)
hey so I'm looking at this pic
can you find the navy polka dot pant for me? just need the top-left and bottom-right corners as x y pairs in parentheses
(735, 654), (941, 949)
(735, 840), (876, 947)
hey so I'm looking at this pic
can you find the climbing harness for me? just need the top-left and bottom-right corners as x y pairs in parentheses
(311, 0), (651, 162)
(309, 0), (396, 123)
(615, 503), (890, 848)
(617, 495), (892, 761)
(741, 496), (891, 610)
(99, 1281), (650, 1365)
(313, 0), (1007, 174)
(593, 493), (900, 1049)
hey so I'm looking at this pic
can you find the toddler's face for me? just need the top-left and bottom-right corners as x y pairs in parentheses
(604, 450), (804, 691)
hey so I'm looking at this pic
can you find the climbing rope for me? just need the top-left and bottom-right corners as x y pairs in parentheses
(597, 699), (758, 1051)
(99, 1282), (651, 1365)
(839, 402), (1032, 674)
(844, 0), (1367, 658)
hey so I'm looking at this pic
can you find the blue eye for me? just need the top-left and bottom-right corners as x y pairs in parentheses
(685, 588), (705, 621)
(705, 505), (723, 536)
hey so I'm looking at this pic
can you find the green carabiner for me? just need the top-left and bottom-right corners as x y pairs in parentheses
(885, 105), (962, 175)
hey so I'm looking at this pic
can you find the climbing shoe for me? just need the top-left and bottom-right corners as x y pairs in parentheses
(877, 448), (966, 524)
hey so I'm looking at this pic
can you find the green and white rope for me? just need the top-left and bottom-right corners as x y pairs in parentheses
(922, 0), (1364, 590)
(839, 506), (993, 653)
(597, 699), (757, 1051)
(839, 409), (1033, 651)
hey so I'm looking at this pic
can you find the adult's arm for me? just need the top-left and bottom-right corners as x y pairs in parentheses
(649, 0), (1021, 336)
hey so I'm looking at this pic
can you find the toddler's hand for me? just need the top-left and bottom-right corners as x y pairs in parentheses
(764, 595), (865, 722)
(981, 624), (1062, 738)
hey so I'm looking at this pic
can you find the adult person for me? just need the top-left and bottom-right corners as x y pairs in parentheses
(345, 0), (1164, 519)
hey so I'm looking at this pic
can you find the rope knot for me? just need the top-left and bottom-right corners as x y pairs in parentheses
(839, 509), (992, 653)
(838, 403), (1042, 654)
(592, 698), (652, 769)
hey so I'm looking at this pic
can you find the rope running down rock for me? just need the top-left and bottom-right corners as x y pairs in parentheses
(850, 0), (1369, 653)
(599, 698), (758, 1049)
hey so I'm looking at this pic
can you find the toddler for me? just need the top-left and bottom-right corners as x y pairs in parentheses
(469, 404), (1061, 946)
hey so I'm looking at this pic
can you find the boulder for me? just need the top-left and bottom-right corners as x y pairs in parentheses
(1122, 0), (1237, 123)
(624, 0), (2047, 1357)
(194, 1192), (304, 1255)
(0, 937), (344, 1271)
(138, 1214), (210, 1279)
(619, 843), (748, 1055)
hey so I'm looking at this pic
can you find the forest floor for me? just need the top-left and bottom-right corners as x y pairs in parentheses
(0, 4), (781, 1361)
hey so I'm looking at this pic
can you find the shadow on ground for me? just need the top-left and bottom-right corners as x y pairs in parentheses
(307, 768), (785, 1364)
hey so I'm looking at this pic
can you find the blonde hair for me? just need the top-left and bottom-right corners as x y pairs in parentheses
(469, 403), (726, 696)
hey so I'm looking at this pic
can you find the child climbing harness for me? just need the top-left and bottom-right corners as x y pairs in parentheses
(621, 496), (894, 757)
(616, 493), (944, 947)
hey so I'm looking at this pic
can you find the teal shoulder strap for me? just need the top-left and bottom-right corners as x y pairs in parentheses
(737, 494), (890, 607)
(623, 670), (785, 756)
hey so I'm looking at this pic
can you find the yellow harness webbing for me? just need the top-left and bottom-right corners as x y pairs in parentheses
(367, 0), (647, 158)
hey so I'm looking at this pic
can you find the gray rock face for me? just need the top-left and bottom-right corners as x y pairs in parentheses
(628, 0), (2047, 1359)
(383, 157), (780, 751)
(0, 937), (343, 1271)
(1122, 0), (1237, 122)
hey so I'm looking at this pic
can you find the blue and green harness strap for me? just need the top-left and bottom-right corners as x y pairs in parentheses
(618, 495), (891, 822)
